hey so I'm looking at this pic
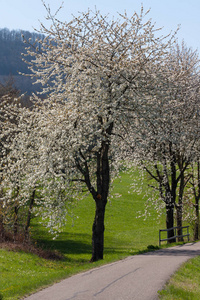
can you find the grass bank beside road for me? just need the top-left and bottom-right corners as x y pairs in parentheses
(159, 255), (200, 299)
(0, 171), (180, 299)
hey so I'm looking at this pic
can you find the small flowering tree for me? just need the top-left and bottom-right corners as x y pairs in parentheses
(1, 107), (41, 239)
(0, 86), (76, 241)
(23, 5), (174, 260)
(0, 91), (22, 240)
(1, 102), (77, 240)
(133, 43), (200, 242)
(185, 160), (200, 240)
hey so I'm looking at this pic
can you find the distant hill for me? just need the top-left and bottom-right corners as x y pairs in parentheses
(0, 28), (44, 94)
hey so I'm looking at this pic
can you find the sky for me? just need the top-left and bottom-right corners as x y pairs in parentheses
(0, 0), (200, 52)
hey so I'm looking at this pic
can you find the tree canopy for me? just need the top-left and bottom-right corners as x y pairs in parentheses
(1, 5), (200, 260)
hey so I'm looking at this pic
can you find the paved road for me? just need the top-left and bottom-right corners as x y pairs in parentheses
(24, 242), (200, 300)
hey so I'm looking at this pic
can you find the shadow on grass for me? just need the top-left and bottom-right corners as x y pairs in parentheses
(36, 236), (132, 261)
(35, 234), (92, 257)
(31, 224), (159, 263)
(31, 226), (135, 263)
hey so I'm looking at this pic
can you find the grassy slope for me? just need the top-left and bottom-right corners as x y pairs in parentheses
(0, 171), (168, 300)
(159, 255), (200, 299)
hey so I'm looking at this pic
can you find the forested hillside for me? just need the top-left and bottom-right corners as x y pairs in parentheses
(0, 28), (44, 94)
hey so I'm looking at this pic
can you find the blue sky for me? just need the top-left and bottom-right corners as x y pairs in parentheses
(1, 0), (200, 51)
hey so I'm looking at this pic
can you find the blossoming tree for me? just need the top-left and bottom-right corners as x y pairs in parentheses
(0, 90), (22, 240)
(22, 5), (176, 260)
(133, 43), (200, 242)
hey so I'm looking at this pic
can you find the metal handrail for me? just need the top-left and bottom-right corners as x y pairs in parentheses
(159, 226), (190, 246)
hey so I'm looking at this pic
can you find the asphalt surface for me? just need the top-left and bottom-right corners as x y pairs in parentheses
(24, 241), (200, 300)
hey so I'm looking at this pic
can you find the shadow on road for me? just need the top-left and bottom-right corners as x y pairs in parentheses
(143, 243), (200, 257)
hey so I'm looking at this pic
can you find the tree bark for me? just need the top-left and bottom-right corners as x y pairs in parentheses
(91, 198), (106, 262)
(0, 199), (5, 241)
(176, 170), (184, 241)
(13, 205), (19, 240)
(166, 203), (176, 243)
(89, 118), (113, 261)
(24, 189), (35, 242)
(176, 206), (183, 241)
(76, 118), (113, 262)
(90, 143), (110, 261)
(0, 216), (4, 241)
(166, 150), (176, 243)
(194, 200), (199, 240)
(194, 161), (200, 240)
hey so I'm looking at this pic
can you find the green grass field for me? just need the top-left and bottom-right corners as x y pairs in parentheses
(159, 255), (200, 299)
(0, 171), (196, 300)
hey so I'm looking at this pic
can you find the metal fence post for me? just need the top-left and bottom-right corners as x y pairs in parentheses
(159, 226), (190, 246)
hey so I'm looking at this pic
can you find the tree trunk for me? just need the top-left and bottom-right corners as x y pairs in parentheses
(24, 189), (35, 242)
(194, 161), (200, 240)
(166, 203), (176, 243)
(0, 216), (4, 242)
(176, 206), (183, 241)
(13, 205), (19, 240)
(163, 149), (176, 244)
(91, 199), (106, 262)
(194, 199), (199, 240)
(13, 186), (20, 241)
(76, 120), (113, 262)
(90, 120), (112, 262)
(176, 171), (184, 242)
(0, 188), (5, 241)
(0, 199), (5, 241)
